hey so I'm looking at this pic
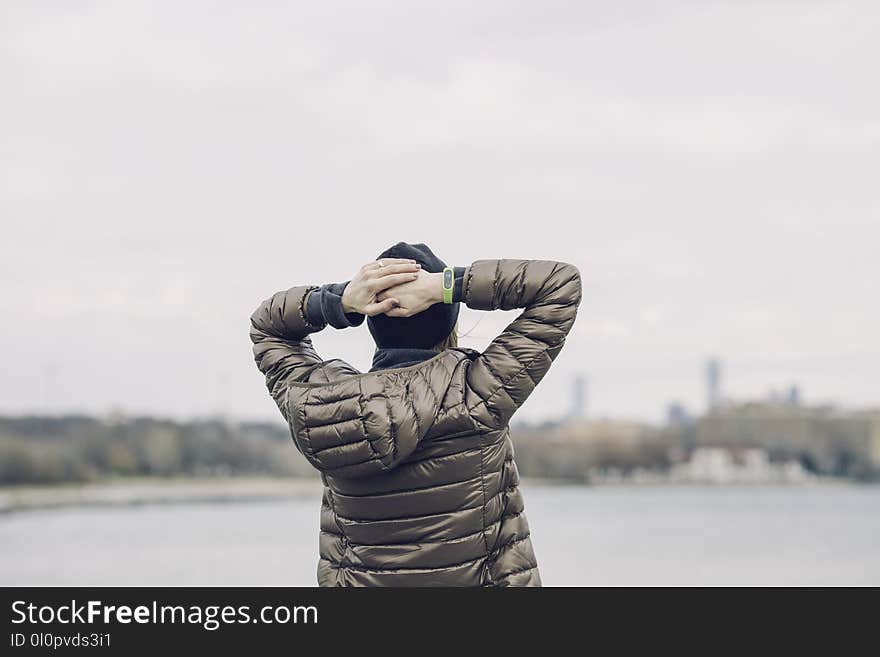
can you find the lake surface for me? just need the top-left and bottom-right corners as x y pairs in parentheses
(2, 484), (878, 586)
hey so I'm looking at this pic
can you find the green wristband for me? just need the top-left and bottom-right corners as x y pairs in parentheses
(442, 266), (454, 304)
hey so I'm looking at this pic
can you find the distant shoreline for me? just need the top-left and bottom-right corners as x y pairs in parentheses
(0, 477), (323, 514)
(0, 475), (861, 515)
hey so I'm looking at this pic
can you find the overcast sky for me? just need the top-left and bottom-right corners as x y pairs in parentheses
(1, 0), (878, 424)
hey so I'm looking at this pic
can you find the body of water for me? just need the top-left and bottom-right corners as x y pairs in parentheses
(2, 483), (878, 586)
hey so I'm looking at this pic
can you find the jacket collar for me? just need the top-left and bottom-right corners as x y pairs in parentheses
(370, 348), (438, 372)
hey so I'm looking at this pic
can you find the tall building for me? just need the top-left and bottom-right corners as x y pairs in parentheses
(706, 358), (722, 411)
(571, 375), (588, 420)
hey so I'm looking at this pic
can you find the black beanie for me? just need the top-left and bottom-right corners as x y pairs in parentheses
(367, 242), (459, 349)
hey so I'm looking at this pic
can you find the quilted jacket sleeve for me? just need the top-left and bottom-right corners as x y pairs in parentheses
(250, 285), (326, 419)
(462, 259), (582, 429)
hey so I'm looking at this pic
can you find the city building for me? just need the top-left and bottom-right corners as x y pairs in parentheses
(570, 375), (588, 420)
(692, 402), (880, 474)
(705, 357), (722, 411)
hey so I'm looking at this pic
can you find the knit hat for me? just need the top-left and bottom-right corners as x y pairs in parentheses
(367, 242), (459, 349)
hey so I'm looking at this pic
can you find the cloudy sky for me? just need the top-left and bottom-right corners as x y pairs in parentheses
(1, 0), (878, 424)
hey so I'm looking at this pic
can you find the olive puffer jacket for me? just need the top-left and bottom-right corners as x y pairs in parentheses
(250, 259), (581, 586)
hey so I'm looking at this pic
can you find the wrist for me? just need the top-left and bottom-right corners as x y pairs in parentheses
(429, 271), (444, 304)
(440, 266), (454, 304)
(313, 282), (365, 329)
(341, 283), (359, 314)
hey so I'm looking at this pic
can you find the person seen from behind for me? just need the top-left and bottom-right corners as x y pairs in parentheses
(250, 242), (582, 586)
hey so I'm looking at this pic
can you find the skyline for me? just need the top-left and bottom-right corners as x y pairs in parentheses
(2, 1), (878, 423)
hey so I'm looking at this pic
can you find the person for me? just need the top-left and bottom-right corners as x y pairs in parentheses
(249, 242), (581, 586)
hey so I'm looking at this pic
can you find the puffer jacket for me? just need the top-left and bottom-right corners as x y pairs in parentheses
(250, 259), (581, 586)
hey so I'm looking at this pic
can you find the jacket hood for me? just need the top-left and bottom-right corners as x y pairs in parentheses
(285, 350), (472, 479)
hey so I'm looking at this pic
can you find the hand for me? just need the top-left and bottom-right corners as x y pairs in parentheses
(376, 269), (443, 317)
(341, 258), (421, 316)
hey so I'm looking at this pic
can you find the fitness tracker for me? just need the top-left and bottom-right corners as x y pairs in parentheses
(442, 266), (454, 304)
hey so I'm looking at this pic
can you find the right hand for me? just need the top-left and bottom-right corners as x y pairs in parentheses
(341, 258), (421, 316)
(375, 269), (443, 317)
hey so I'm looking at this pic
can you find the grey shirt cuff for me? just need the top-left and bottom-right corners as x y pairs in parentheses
(453, 266), (465, 303)
(305, 281), (365, 329)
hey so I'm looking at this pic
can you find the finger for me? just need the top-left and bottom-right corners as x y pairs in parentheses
(384, 306), (412, 318)
(369, 272), (419, 292)
(364, 258), (416, 272)
(376, 258), (417, 266)
(376, 263), (421, 277)
(364, 297), (399, 317)
(366, 262), (420, 279)
(376, 288), (401, 301)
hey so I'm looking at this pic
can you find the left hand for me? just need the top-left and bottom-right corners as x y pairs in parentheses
(342, 258), (421, 316)
(376, 269), (443, 317)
